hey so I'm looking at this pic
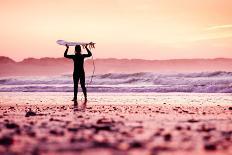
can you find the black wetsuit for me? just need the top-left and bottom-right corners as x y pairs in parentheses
(64, 47), (92, 100)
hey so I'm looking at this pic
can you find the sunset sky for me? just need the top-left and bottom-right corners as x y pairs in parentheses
(1, 0), (232, 61)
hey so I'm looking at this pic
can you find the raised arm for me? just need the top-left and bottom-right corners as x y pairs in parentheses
(64, 44), (74, 59)
(83, 45), (92, 58)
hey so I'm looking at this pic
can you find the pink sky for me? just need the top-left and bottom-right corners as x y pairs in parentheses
(0, 0), (232, 61)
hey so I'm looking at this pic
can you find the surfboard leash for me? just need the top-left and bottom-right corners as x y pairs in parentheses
(86, 54), (95, 87)
(81, 49), (95, 102)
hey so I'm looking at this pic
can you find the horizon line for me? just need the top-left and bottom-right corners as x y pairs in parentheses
(1, 55), (232, 63)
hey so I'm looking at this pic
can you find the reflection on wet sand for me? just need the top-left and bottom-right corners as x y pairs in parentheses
(73, 100), (87, 112)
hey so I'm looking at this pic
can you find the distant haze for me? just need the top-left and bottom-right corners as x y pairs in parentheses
(0, 0), (232, 61)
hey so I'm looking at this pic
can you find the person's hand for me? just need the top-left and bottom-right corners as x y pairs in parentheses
(65, 44), (69, 48)
(89, 42), (95, 48)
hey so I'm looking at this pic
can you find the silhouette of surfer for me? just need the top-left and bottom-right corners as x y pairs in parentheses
(64, 44), (92, 102)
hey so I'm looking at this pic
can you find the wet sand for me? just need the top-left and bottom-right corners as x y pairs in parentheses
(0, 92), (231, 155)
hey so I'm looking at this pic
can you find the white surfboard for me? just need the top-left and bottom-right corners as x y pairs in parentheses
(56, 40), (95, 48)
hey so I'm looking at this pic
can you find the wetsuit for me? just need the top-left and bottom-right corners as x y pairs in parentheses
(64, 47), (92, 100)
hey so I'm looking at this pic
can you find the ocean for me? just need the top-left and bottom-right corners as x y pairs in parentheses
(0, 71), (232, 93)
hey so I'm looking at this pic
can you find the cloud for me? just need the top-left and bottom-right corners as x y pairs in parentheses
(206, 24), (232, 31)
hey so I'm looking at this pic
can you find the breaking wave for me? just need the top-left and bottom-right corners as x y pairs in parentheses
(0, 71), (232, 93)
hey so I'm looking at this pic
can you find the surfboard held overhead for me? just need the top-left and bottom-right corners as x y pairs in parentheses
(56, 40), (95, 49)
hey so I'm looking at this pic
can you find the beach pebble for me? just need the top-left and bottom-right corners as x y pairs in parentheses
(130, 141), (143, 148)
(186, 126), (191, 130)
(25, 109), (36, 117)
(0, 136), (13, 146)
(50, 129), (64, 136)
(204, 143), (217, 151)
(27, 131), (36, 137)
(5, 122), (19, 129)
(15, 128), (21, 135)
(164, 133), (172, 141)
(221, 131), (232, 141)
(49, 118), (62, 122)
(203, 135), (211, 141)
(199, 124), (216, 132)
(77, 115), (83, 118)
(187, 119), (199, 123)
(67, 127), (78, 132)
(175, 126), (182, 130)
(9, 106), (15, 110)
(97, 118), (114, 124)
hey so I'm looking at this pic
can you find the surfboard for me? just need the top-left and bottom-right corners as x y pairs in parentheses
(56, 40), (95, 48)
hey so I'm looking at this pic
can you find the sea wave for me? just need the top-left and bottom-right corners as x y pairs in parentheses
(0, 71), (232, 93)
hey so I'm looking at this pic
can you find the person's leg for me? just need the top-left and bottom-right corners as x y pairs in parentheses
(80, 73), (87, 100)
(73, 75), (79, 101)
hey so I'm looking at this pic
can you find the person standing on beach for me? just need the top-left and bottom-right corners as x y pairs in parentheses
(64, 44), (92, 102)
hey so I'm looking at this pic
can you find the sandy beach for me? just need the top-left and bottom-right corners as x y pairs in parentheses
(0, 92), (231, 155)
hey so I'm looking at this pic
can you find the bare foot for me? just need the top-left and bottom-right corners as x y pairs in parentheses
(72, 98), (77, 101)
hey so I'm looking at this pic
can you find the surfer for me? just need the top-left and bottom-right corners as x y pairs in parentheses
(64, 44), (92, 102)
